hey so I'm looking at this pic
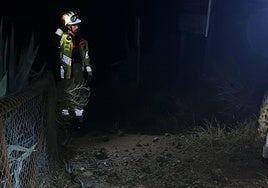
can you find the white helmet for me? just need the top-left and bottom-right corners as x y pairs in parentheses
(61, 11), (81, 26)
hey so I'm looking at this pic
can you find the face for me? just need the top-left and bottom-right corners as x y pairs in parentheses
(68, 24), (79, 35)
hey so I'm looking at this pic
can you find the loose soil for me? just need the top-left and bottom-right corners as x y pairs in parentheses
(47, 126), (268, 188)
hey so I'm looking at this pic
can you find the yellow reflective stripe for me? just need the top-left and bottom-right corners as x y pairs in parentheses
(61, 34), (72, 57)
(60, 33), (73, 79)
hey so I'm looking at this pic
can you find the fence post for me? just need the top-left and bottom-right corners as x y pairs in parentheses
(0, 116), (12, 188)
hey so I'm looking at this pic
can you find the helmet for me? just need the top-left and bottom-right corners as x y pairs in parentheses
(61, 11), (81, 26)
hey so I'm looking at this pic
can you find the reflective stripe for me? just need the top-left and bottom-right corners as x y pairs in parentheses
(60, 66), (65, 79)
(85, 51), (89, 59)
(86, 66), (92, 72)
(75, 109), (84, 117)
(62, 54), (71, 66)
(55, 28), (63, 36)
(62, 109), (69, 115)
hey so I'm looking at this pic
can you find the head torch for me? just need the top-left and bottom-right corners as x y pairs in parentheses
(70, 14), (79, 22)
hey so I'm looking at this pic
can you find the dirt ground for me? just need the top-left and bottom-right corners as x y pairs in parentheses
(47, 121), (268, 188)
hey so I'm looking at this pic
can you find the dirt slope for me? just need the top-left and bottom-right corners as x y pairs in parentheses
(47, 128), (268, 188)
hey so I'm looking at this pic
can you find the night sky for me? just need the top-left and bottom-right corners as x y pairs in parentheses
(2, 0), (268, 131)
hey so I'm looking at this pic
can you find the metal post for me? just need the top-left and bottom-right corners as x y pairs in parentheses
(205, 0), (212, 37)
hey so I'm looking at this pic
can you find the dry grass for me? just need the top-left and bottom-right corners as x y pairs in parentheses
(177, 118), (265, 184)
(181, 118), (261, 155)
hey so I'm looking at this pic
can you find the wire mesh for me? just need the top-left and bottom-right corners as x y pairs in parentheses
(0, 72), (58, 188)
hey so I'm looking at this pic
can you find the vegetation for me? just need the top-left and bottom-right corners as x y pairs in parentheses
(0, 17), (39, 98)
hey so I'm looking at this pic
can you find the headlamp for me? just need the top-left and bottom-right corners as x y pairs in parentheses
(70, 14), (78, 22)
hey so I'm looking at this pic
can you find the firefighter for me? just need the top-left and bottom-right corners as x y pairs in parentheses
(56, 11), (92, 127)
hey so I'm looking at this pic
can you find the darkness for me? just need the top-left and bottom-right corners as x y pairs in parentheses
(2, 0), (268, 133)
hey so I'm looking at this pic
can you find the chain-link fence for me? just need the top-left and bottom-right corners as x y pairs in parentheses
(0, 71), (58, 188)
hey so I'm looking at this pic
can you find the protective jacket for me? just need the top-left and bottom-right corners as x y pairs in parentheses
(59, 33), (92, 80)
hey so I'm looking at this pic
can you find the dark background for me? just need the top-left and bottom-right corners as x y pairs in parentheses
(2, 0), (268, 132)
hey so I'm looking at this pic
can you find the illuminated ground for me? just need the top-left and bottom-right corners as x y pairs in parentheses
(48, 123), (268, 188)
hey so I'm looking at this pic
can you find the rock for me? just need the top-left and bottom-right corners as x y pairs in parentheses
(101, 135), (109, 142)
(153, 137), (159, 142)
